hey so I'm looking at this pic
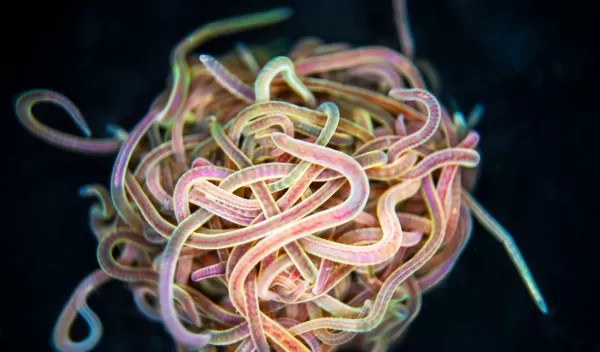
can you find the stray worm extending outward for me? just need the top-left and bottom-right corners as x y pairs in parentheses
(15, 2), (547, 351)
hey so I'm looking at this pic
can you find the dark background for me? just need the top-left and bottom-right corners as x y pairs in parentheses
(3, 0), (596, 351)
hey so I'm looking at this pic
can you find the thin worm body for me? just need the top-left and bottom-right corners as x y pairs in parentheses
(16, 4), (547, 352)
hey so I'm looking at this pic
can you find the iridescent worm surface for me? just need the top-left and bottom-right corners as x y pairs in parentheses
(15, 2), (547, 351)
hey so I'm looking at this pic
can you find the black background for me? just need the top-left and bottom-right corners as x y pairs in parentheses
(3, 0), (596, 351)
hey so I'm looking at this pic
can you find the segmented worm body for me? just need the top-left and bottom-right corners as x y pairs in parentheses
(15, 2), (546, 351)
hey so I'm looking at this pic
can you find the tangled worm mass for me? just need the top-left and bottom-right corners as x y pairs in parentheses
(15, 3), (547, 352)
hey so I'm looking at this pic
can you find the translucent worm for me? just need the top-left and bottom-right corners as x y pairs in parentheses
(348, 63), (404, 90)
(78, 184), (116, 240)
(211, 118), (320, 282)
(199, 54), (255, 103)
(255, 56), (317, 107)
(228, 132), (369, 314)
(16, 4), (548, 351)
(235, 42), (260, 75)
(294, 46), (425, 89)
(386, 88), (441, 161)
(52, 270), (110, 352)
(288, 174), (444, 335)
(14, 89), (122, 154)
(268, 102), (339, 192)
(298, 180), (421, 265)
(400, 148), (480, 180)
(156, 7), (293, 125)
(392, 0), (415, 60)
(462, 191), (548, 314)
(244, 271), (269, 352)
